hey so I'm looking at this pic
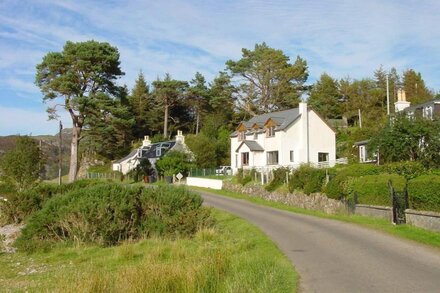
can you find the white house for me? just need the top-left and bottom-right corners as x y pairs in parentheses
(112, 131), (192, 174)
(230, 102), (336, 174)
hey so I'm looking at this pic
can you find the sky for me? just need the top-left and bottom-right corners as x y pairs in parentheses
(1, 0), (440, 136)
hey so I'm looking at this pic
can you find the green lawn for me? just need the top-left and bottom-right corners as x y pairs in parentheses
(0, 209), (297, 292)
(191, 187), (440, 249)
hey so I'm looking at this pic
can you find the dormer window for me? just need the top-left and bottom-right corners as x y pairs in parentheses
(253, 131), (258, 140)
(238, 131), (245, 141)
(266, 126), (275, 137)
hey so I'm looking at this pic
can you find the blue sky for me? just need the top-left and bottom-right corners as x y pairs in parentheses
(1, 0), (439, 135)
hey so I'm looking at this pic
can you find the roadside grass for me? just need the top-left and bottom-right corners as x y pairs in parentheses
(191, 187), (440, 249)
(0, 209), (297, 292)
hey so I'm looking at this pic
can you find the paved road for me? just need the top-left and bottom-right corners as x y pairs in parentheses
(195, 189), (440, 293)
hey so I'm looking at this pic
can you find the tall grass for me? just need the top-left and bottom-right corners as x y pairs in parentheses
(0, 210), (297, 292)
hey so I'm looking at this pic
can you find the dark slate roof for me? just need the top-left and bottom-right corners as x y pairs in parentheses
(139, 141), (176, 159)
(114, 149), (138, 164)
(231, 108), (301, 137)
(236, 140), (264, 152)
(353, 140), (370, 146)
(404, 98), (440, 112)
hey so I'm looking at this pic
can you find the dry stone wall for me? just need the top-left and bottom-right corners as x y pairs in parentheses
(222, 181), (345, 215)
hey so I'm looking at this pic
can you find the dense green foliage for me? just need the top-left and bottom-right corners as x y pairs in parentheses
(288, 165), (326, 195)
(0, 136), (44, 191)
(127, 159), (153, 182)
(324, 164), (382, 199)
(15, 184), (211, 251)
(226, 42), (308, 116)
(308, 73), (342, 119)
(408, 175), (440, 212)
(347, 174), (406, 206)
(155, 151), (192, 176)
(0, 180), (103, 225)
(35, 40), (125, 181)
(265, 167), (290, 192)
(369, 113), (440, 168)
(235, 168), (253, 186)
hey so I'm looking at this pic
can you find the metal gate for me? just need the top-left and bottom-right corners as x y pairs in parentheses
(388, 181), (408, 224)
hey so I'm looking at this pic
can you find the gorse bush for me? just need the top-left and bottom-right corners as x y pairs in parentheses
(408, 175), (440, 213)
(347, 174), (406, 206)
(15, 184), (211, 252)
(0, 180), (103, 224)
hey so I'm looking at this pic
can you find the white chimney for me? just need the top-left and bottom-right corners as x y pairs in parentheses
(299, 102), (307, 115)
(395, 89), (411, 112)
(175, 130), (184, 144)
(142, 135), (151, 147)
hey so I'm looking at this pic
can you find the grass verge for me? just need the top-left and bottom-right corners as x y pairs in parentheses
(0, 209), (297, 292)
(190, 187), (440, 249)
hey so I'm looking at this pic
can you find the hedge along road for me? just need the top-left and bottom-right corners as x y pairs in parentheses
(195, 189), (440, 293)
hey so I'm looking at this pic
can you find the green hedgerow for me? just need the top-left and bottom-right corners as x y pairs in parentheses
(408, 175), (440, 212)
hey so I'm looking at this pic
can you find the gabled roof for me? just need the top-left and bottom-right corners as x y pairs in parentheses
(236, 140), (264, 152)
(231, 108), (301, 137)
(114, 149), (138, 164)
(404, 98), (440, 112)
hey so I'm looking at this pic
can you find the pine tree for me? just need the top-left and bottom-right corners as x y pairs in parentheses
(403, 69), (433, 105)
(128, 72), (151, 138)
(308, 73), (342, 119)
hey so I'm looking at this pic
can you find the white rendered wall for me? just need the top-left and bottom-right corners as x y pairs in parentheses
(307, 110), (336, 165)
(186, 177), (223, 190)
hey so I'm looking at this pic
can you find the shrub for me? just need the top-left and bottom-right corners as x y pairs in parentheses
(408, 175), (440, 212)
(156, 151), (192, 177)
(347, 174), (406, 206)
(288, 165), (326, 195)
(324, 164), (383, 199)
(265, 167), (290, 192)
(235, 168), (252, 186)
(15, 184), (212, 252)
(382, 161), (425, 180)
(0, 180), (105, 224)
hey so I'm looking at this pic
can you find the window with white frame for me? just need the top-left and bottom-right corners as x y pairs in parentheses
(253, 130), (258, 140)
(238, 131), (245, 141)
(289, 150), (294, 162)
(266, 126), (275, 137)
(267, 151), (279, 165)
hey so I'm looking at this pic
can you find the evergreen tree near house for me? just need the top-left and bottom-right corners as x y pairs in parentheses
(403, 69), (433, 105)
(187, 72), (210, 134)
(226, 42), (308, 115)
(308, 73), (342, 119)
(128, 72), (153, 138)
(35, 40), (124, 182)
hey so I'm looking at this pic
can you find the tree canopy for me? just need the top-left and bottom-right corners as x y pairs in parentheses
(0, 136), (44, 191)
(226, 42), (308, 116)
(35, 40), (124, 181)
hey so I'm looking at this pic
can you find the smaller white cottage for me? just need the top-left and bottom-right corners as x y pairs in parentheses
(112, 131), (192, 174)
(230, 102), (336, 174)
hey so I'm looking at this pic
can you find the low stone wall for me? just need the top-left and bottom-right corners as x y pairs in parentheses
(405, 209), (440, 232)
(355, 204), (392, 222)
(187, 177), (223, 190)
(222, 181), (345, 214)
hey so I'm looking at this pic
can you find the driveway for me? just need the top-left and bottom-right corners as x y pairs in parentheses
(195, 189), (440, 292)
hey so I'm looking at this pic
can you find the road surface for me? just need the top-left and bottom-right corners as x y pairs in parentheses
(195, 189), (440, 293)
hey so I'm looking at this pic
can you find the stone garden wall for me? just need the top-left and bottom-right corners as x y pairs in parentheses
(222, 181), (345, 215)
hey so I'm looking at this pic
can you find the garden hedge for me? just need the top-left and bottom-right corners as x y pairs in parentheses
(407, 175), (440, 213)
(347, 174), (406, 206)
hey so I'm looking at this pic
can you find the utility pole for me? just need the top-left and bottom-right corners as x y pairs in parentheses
(58, 121), (63, 185)
(358, 109), (362, 128)
(386, 74), (390, 115)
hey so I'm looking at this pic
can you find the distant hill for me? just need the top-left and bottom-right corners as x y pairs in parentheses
(0, 129), (72, 180)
